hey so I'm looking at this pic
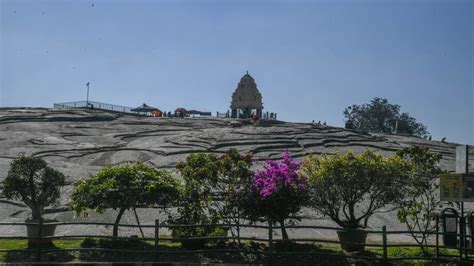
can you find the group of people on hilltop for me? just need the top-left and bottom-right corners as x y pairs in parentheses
(312, 120), (327, 126)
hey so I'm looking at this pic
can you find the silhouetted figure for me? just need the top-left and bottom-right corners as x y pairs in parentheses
(429, 135), (432, 140)
(441, 137), (446, 143)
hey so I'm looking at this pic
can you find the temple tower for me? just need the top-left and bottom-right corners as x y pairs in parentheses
(230, 72), (263, 119)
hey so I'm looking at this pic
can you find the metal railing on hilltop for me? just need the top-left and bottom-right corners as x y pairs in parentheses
(54, 101), (140, 115)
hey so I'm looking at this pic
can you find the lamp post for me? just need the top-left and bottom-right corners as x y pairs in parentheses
(86, 82), (90, 107)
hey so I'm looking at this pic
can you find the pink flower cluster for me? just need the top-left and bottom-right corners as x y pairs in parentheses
(252, 151), (307, 197)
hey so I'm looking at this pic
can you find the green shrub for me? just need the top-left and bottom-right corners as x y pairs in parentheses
(171, 223), (228, 249)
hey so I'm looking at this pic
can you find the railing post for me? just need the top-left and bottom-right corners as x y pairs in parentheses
(382, 225), (388, 261)
(36, 218), (43, 262)
(154, 219), (159, 254)
(237, 213), (241, 245)
(460, 214), (464, 260)
(436, 214), (439, 262)
(268, 220), (273, 266)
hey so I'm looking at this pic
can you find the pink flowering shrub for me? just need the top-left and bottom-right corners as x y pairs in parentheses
(253, 151), (307, 197)
(239, 151), (309, 240)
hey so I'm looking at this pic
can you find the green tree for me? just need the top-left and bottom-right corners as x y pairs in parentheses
(343, 97), (428, 137)
(171, 152), (224, 248)
(170, 149), (253, 247)
(71, 162), (182, 237)
(396, 146), (442, 254)
(302, 149), (411, 230)
(214, 149), (254, 242)
(2, 155), (65, 221)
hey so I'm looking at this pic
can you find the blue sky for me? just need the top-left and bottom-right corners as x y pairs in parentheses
(1, 0), (473, 144)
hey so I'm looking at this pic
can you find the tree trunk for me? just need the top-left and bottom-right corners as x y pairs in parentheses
(31, 207), (41, 221)
(133, 208), (145, 238)
(280, 220), (289, 240)
(236, 212), (241, 245)
(113, 208), (126, 238)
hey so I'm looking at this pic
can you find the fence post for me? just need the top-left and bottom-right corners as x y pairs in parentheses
(268, 220), (273, 266)
(237, 213), (241, 245)
(436, 214), (439, 262)
(460, 214), (464, 261)
(382, 225), (388, 261)
(36, 218), (43, 262)
(154, 219), (160, 253)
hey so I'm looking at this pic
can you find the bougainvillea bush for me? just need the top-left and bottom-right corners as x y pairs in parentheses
(239, 151), (308, 240)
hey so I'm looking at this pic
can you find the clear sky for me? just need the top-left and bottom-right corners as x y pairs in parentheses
(1, 0), (473, 144)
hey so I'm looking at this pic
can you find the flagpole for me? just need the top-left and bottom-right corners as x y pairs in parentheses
(86, 82), (90, 106)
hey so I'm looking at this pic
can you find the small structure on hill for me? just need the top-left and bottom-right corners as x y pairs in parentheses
(187, 110), (212, 117)
(131, 103), (162, 116)
(231, 72), (263, 119)
(174, 107), (187, 118)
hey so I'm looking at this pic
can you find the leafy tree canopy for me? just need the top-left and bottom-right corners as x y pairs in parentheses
(396, 146), (442, 253)
(171, 151), (251, 248)
(71, 162), (182, 236)
(302, 149), (411, 230)
(344, 97), (429, 137)
(214, 149), (253, 240)
(174, 152), (221, 224)
(2, 155), (65, 221)
(173, 149), (253, 225)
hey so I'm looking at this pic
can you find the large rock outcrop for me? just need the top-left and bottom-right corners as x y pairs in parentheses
(0, 108), (472, 241)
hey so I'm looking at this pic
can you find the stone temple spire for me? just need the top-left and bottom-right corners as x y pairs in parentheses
(230, 72), (263, 118)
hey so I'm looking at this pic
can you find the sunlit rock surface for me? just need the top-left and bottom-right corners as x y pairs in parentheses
(1, 108), (473, 242)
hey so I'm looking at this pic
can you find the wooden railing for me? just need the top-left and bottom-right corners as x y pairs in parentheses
(0, 217), (472, 264)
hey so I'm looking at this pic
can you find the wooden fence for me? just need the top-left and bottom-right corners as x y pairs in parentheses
(0, 217), (472, 264)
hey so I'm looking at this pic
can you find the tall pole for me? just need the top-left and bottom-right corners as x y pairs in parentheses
(465, 145), (469, 174)
(86, 82), (90, 106)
